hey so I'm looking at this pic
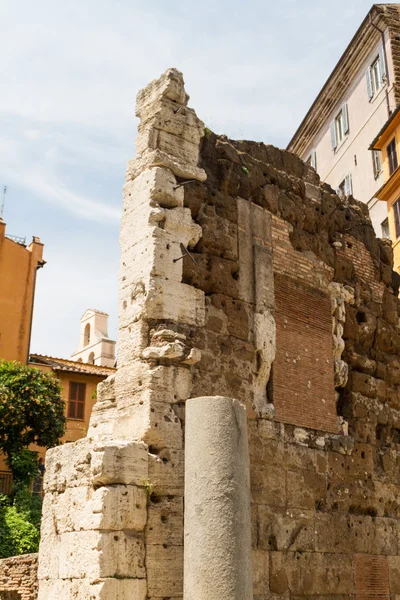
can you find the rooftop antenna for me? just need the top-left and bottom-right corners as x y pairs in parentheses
(0, 186), (6, 219)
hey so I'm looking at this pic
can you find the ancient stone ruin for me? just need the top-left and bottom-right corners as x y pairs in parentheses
(37, 69), (400, 599)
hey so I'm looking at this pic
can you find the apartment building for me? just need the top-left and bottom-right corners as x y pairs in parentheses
(371, 103), (400, 270)
(0, 218), (45, 364)
(288, 4), (400, 237)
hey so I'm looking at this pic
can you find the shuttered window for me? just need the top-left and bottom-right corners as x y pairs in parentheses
(330, 104), (349, 150)
(68, 382), (86, 420)
(366, 46), (386, 100)
(394, 199), (400, 239)
(372, 149), (382, 179)
(387, 137), (398, 175)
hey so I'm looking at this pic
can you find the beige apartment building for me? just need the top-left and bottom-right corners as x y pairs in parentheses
(288, 4), (400, 237)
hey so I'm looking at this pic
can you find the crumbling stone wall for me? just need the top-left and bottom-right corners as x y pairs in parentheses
(37, 68), (400, 600)
(0, 554), (38, 600)
(182, 129), (400, 598)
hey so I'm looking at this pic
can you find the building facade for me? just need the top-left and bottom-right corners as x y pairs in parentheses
(371, 104), (400, 271)
(71, 309), (116, 367)
(0, 219), (44, 364)
(288, 4), (400, 237)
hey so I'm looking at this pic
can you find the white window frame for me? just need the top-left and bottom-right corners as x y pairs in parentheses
(381, 218), (390, 239)
(372, 149), (382, 179)
(366, 45), (386, 101)
(335, 112), (344, 145)
(336, 174), (352, 199)
(306, 149), (317, 170)
(330, 104), (349, 151)
(371, 57), (382, 95)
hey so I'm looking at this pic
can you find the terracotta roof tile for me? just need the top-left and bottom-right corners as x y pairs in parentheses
(29, 354), (116, 377)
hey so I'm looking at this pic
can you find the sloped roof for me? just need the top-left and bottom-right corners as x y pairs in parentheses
(29, 354), (115, 377)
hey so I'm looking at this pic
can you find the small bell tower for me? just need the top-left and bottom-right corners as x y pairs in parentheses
(71, 309), (116, 367)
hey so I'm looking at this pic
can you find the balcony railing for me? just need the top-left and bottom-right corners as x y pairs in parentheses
(5, 234), (26, 245)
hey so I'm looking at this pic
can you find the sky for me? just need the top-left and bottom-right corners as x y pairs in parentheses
(1, 0), (377, 358)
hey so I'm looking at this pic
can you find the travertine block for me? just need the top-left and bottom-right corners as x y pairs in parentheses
(44, 438), (94, 493)
(90, 440), (149, 486)
(253, 310), (276, 414)
(138, 97), (204, 144)
(115, 362), (192, 403)
(113, 399), (183, 450)
(122, 168), (184, 219)
(38, 493), (60, 580)
(120, 229), (184, 286)
(270, 551), (354, 595)
(119, 276), (205, 327)
(117, 322), (150, 367)
(59, 530), (145, 579)
(136, 128), (201, 165)
(136, 68), (188, 116)
(126, 149), (206, 183)
(51, 485), (147, 533)
(148, 449), (184, 496)
(146, 544), (183, 597)
(146, 496), (183, 546)
(252, 550), (269, 598)
(38, 578), (147, 600)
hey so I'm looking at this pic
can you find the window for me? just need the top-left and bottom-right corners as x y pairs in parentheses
(88, 352), (95, 365)
(394, 199), (400, 239)
(336, 174), (352, 198)
(366, 46), (386, 100)
(306, 149), (317, 170)
(68, 382), (86, 420)
(387, 137), (398, 176)
(330, 104), (349, 150)
(84, 323), (90, 346)
(372, 149), (382, 179)
(381, 218), (390, 239)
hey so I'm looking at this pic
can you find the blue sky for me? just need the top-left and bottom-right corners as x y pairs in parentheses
(1, 0), (375, 358)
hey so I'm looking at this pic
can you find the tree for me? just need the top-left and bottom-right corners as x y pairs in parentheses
(0, 361), (66, 484)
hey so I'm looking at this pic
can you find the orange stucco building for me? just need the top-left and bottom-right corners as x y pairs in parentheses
(0, 219), (45, 364)
(0, 355), (115, 493)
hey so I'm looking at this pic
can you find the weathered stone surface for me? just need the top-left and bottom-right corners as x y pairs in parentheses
(38, 65), (400, 600)
(184, 397), (253, 600)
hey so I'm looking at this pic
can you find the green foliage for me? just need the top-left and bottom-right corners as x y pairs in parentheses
(8, 449), (39, 487)
(0, 488), (42, 558)
(0, 361), (66, 483)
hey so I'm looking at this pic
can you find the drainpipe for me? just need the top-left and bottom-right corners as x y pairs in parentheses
(370, 13), (391, 118)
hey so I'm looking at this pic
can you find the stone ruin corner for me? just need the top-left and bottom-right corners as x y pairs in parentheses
(36, 67), (400, 600)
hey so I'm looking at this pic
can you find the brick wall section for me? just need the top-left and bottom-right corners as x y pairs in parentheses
(354, 554), (390, 599)
(0, 554), (38, 600)
(180, 132), (400, 598)
(273, 275), (338, 433)
(271, 214), (333, 292)
(337, 234), (385, 303)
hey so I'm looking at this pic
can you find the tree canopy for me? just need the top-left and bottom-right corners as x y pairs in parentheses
(0, 361), (66, 482)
